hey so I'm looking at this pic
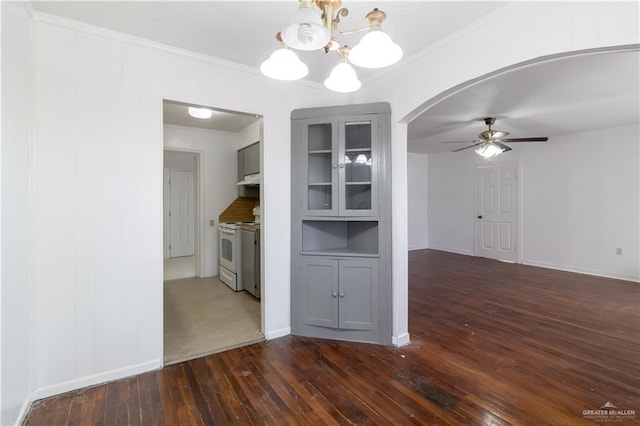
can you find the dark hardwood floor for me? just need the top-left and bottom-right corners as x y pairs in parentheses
(24, 250), (639, 425)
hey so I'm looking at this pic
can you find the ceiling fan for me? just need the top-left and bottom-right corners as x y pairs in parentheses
(444, 117), (549, 158)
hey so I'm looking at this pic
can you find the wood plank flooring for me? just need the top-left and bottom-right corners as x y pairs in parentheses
(24, 250), (640, 425)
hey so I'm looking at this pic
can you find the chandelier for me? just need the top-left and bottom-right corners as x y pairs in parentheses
(260, 0), (402, 93)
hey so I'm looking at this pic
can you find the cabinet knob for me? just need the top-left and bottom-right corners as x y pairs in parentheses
(332, 164), (338, 169)
(332, 292), (338, 298)
(339, 292), (345, 298)
(339, 163), (345, 169)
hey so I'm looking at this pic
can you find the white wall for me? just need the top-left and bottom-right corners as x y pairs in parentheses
(164, 125), (239, 277)
(407, 153), (428, 250)
(425, 125), (640, 281)
(238, 120), (261, 150)
(353, 1), (639, 344)
(426, 151), (475, 255)
(520, 125), (639, 280)
(1, 2), (33, 424)
(31, 13), (341, 400)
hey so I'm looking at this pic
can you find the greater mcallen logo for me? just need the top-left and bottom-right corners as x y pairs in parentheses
(583, 402), (636, 422)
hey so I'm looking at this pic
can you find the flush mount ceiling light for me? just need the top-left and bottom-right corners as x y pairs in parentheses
(260, 0), (402, 92)
(188, 107), (214, 119)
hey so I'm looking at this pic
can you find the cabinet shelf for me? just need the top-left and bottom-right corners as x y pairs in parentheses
(345, 182), (372, 186)
(308, 182), (332, 186)
(309, 150), (332, 154)
(302, 220), (378, 256)
(301, 249), (379, 258)
(345, 148), (372, 153)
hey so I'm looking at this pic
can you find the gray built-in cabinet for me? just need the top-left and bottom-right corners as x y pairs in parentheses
(291, 103), (391, 345)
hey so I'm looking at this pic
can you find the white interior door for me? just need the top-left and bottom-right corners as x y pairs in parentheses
(168, 170), (195, 258)
(475, 162), (518, 262)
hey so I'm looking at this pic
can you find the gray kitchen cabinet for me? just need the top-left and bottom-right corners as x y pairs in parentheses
(301, 257), (378, 330)
(291, 102), (392, 345)
(237, 141), (260, 197)
(243, 142), (260, 176)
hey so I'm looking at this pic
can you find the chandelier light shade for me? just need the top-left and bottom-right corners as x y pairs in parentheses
(349, 8), (402, 69)
(260, 39), (309, 81)
(475, 142), (505, 158)
(324, 48), (361, 93)
(281, 0), (331, 51)
(261, 1), (402, 92)
(349, 30), (403, 68)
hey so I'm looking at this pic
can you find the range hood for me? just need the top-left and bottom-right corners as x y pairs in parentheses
(237, 173), (260, 186)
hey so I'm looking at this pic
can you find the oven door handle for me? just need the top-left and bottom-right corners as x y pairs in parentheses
(219, 228), (236, 235)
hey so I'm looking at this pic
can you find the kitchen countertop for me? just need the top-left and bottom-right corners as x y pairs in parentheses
(240, 224), (260, 231)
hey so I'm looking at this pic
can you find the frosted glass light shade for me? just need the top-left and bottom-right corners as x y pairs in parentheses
(324, 62), (361, 93)
(349, 30), (403, 69)
(260, 48), (309, 81)
(188, 107), (213, 119)
(475, 143), (504, 158)
(281, 2), (330, 51)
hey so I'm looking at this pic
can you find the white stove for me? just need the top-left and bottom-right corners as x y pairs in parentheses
(219, 222), (257, 291)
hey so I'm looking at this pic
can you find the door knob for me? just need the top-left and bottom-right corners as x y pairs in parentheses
(477, 215), (483, 219)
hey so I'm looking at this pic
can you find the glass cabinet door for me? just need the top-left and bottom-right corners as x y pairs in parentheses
(340, 115), (377, 215)
(302, 118), (338, 215)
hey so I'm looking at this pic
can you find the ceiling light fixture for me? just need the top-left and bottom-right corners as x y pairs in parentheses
(260, 33), (309, 80)
(261, 0), (402, 92)
(188, 107), (214, 119)
(475, 142), (505, 159)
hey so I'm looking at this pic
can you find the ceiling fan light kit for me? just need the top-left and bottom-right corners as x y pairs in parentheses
(260, 0), (403, 92)
(446, 117), (549, 159)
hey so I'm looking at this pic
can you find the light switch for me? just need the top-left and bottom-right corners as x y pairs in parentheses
(210, 219), (215, 226)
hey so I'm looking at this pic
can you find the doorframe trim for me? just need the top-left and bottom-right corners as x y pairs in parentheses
(163, 148), (205, 277)
(473, 159), (522, 263)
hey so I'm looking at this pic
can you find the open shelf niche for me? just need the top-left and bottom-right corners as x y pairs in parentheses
(302, 220), (378, 257)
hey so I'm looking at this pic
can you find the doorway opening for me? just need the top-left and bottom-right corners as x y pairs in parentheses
(162, 100), (265, 365)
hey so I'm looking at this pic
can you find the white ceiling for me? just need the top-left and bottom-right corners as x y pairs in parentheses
(31, 2), (639, 145)
(163, 101), (261, 132)
(31, 1), (506, 85)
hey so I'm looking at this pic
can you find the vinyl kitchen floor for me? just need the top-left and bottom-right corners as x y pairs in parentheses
(163, 276), (263, 365)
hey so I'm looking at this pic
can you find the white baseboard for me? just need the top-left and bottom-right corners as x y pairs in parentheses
(521, 259), (640, 283)
(31, 359), (162, 401)
(392, 333), (411, 347)
(265, 327), (290, 340)
(427, 246), (474, 256)
(408, 245), (429, 251)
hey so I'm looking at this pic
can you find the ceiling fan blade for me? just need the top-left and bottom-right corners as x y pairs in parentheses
(452, 142), (483, 152)
(442, 140), (478, 144)
(501, 137), (549, 142)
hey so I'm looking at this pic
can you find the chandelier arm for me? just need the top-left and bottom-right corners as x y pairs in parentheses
(335, 26), (371, 35)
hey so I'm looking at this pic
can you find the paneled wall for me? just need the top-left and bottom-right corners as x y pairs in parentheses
(1, 2), (33, 424)
(32, 16), (339, 399)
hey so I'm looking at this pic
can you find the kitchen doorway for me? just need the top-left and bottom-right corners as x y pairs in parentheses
(162, 100), (264, 365)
